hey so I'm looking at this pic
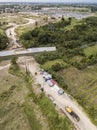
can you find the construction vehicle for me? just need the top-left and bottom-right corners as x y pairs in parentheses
(65, 106), (80, 122)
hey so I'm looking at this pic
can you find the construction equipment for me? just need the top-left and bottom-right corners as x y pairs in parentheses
(65, 106), (80, 122)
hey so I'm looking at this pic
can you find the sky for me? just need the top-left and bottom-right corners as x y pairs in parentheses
(0, 0), (96, 3)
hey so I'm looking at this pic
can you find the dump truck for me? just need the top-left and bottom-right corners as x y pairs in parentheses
(65, 106), (80, 122)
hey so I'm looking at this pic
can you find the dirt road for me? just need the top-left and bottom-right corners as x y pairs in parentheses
(0, 64), (10, 71)
(5, 18), (35, 48)
(22, 57), (97, 130)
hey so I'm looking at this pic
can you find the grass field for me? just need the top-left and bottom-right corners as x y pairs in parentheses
(16, 24), (35, 36)
(64, 18), (82, 31)
(0, 62), (46, 130)
(84, 44), (97, 56)
(9, 17), (28, 24)
(0, 68), (31, 130)
(61, 65), (97, 124)
(42, 59), (69, 70)
(71, 55), (84, 63)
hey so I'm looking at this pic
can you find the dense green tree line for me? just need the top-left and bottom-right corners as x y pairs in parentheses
(0, 30), (8, 50)
(20, 16), (97, 69)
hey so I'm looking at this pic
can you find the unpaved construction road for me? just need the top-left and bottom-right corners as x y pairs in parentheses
(22, 57), (97, 130)
(5, 18), (35, 48)
(0, 64), (10, 71)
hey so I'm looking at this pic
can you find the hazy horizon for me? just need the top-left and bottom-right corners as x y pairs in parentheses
(0, 0), (97, 3)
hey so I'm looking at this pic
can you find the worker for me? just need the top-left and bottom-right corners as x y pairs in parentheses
(35, 72), (37, 75)
(40, 87), (44, 91)
(10, 31), (11, 35)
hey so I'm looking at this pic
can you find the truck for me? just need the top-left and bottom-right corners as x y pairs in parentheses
(65, 106), (80, 122)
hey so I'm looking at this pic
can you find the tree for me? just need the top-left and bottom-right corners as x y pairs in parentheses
(35, 21), (38, 26)
(61, 15), (65, 21)
(21, 32), (32, 40)
(30, 28), (39, 37)
(0, 31), (8, 50)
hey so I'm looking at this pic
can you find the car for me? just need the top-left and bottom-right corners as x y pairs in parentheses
(42, 72), (48, 77)
(58, 89), (64, 95)
(65, 106), (80, 122)
(43, 73), (52, 81)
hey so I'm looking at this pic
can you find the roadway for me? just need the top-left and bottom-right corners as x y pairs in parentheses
(0, 64), (10, 71)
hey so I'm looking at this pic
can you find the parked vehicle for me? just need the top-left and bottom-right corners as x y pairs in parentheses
(58, 89), (64, 95)
(65, 106), (80, 122)
(46, 79), (55, 87)
(43, 73), (52, 81)
(50, 79), (56, 85)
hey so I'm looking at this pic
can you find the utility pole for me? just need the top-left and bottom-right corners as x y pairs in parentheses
(41, 78), (44, 92)
(25, 58), (29, 75)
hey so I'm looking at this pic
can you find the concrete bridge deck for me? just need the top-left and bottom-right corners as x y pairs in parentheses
(0, 47), (56, 57)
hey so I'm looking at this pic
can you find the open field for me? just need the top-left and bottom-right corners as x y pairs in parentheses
(42, 59), (97, 125)
(8, 17), (28, 24)
(62, 65), (97, 124)
(0, 61), (47, 130)
(42, 59), (69, 70)
(0, 68), (30, 130)
(64, 18), (82, 31)
(16, 24), (35, 36)
(71, 55), (84, 63)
